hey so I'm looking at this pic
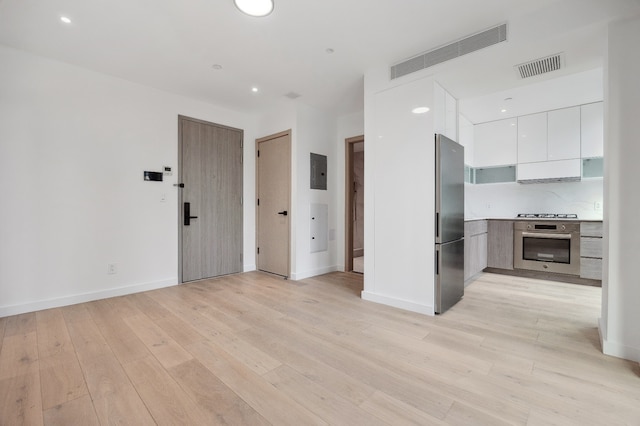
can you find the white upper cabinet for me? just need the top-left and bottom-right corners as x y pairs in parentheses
(458, 114), (474, 166)
(517, 112), (547, 163)
(445, 91), (457, 141)
(474, 118), (517, 167)
(548, 106), (581, 161)
(581, 102), (604, 158)
(434, 82), (458, 142)
(517, 159), (581, 182)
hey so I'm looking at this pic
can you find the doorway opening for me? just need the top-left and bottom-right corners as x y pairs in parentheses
(345, 135), (364, 273)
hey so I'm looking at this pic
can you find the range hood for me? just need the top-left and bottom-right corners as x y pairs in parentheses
(517, 159), (581, 184)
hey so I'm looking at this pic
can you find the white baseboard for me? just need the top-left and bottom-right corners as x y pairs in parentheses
(290, 265), (339, 281)
(361, 291), (435, 316)
(602, 338), (640, 362)
(599, 317), (640, 362)
(0, 278), (178, 318)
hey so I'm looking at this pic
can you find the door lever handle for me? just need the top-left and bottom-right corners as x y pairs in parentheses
(184, 202), (199, 226)
(277, 210), (288, 216)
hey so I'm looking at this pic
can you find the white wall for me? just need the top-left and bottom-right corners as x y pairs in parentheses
(292, 105), (338, 279)
(335, 111), (364, 271)
(466, 179), (604, 220)
(255, 102), (340, 280)
(363, 68), (438, 315)
(0, 45), (258, 316)
(601, 16), (640, 362)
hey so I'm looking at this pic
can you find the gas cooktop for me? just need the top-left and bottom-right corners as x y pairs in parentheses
(516, 213), (578, 219)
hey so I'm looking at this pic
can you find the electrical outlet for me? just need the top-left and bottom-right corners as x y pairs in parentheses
(594, 201), (602, 211)
(107, 263), (117, 275)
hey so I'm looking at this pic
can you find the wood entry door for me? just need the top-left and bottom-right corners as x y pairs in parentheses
(256, 131), (291, 277)
(180, 116), (243, 282)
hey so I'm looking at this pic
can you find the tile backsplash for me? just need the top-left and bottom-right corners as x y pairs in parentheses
(465, 178), (603, 220)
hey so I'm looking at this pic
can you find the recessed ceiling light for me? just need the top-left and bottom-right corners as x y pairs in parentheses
(234, 0), (274, 17)
(60, 16), (71, 24)
(212, 64), (223, 70)
(501, 108), (507, 113)
(251, 87), (259, 93)
(411, 107), (430, 114)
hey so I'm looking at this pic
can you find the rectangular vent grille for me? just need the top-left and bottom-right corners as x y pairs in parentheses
(390, 23), (507, 80)
(516, 54), (563, 79)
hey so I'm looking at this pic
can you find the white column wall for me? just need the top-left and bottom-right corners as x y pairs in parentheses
(363, 68), (437, 315)
(601, 15), (640, 362)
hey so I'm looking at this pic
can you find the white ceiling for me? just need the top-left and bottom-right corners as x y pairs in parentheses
(1, 0), (639, 116)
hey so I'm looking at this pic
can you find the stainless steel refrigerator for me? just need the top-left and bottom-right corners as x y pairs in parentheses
(435, 134), (465, 314)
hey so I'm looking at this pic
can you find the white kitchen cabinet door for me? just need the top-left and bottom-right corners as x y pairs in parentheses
(445, 91), (457, 141)
(459, 114), (474, 166)
(473, 118), (517, 167)
(548, 106), (581, 161)
(434, 82), (458, 142)
(581, 102), (604, 158)
(517, 158), (581, 181)
(517, 112), (547, 163)
(434, 83), (446, 136)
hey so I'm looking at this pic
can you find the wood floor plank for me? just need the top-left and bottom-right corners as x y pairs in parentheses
(263, 364), (388, 425)
(92, 386), (156, 426)
(359, 390), (447, 426)
(238, 325), (377, 406)
(2, 271), (639, 425)
(122, 355), (223, 425)
(39, 353), (88, 410)
(0, 317), (6, 355)
(85, 301), (151, 365)
(248, 315), (456, 421)
(444, 401), (514, 426)
(187, 340), (328, 425)
(168, 359), (271, 426)
(36, 309), (74, 359)
(0, 372), (43, 425)
(43, 394), (99, 426)
(0, 331), (39, 380)
(65, 319), (110, 363)
(60, 304), (92, 323)
(123, 314), (193, 369)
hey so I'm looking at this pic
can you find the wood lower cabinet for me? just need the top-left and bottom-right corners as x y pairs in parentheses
(464, 220), (488, 282)
(580, 222), (603, 280)
(487, 220), (514, 270)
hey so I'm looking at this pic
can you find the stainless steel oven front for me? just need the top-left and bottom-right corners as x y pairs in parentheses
(513, 222), (580, 275)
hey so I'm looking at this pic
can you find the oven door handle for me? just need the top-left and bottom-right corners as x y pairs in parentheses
(522, 232), (573, 239)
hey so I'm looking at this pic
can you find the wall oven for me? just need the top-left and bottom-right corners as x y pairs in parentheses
(514, 222), (580, 275)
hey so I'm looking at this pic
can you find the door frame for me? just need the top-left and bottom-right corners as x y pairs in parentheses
(255, 129), (292, 277)
(177, 114), (244, 283)
(344, 135), (364, 272)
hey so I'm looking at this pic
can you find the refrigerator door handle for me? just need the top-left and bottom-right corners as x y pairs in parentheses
(435, 249), (439, 275)
(435, 212), (440, 239)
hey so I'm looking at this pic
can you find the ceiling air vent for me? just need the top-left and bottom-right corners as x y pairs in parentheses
(390, 23), (507, 80)
(515, 53), (563, 79)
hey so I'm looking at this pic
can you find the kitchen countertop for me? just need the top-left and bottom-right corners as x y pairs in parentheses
(465, 217), (603, 222)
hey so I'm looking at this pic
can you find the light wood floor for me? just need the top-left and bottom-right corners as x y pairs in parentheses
(1, 272), (639, 425)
